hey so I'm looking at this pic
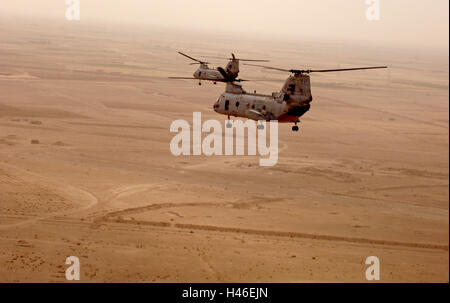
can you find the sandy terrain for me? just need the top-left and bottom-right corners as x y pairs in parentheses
(0, 17), (448, 282)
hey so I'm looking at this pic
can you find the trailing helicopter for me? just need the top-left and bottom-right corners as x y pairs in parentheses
(213, 64), (387, 132)
(169, 52), (268, 85)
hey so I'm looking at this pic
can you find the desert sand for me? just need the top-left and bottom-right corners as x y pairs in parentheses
(0, 17), (448, 282)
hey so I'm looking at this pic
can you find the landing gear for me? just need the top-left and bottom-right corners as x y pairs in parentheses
(226, 116), (232, 128)
(198, 81), (202, 86)
(213, 82), (217, 85)
(292, 120), (300, 132)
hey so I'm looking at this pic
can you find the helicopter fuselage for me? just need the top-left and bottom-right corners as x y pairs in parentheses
(193, 60), (240, 83)
(193, 64), (225, 81)
(214, 92), (311, 123)
(213, 74), (313, 125)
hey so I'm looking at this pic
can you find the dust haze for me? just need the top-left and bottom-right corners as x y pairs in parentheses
(1, 0), (449, 50)
(0, 1), (448, 282)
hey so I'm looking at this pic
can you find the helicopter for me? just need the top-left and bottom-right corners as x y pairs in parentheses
(169, 52), (268, 85)
(213, 64), (387, 132)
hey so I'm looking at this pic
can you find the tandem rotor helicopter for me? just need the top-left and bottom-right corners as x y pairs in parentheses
(170, 52), (387, 132)
(169, 52), (268, 85)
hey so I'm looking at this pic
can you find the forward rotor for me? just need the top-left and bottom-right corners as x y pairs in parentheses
(178, 51), (209, 65)
(204, 53), (269, 62)
(245, 63), (388, 75)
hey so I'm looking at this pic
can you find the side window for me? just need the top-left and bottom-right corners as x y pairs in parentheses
(235, 102), (240, 107)
(225, 100), (229, 111)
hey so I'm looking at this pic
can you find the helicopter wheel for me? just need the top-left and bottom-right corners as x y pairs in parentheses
(226, 116), (232, 128)
(292, 125), (299, 132)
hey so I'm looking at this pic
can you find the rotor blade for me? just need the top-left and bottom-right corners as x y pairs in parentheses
(244, 63), (291, 72)
(309, 66), (388, 73)
(178, 52), (205, 64)
(203, 56), (269, 62)
(238, 59), (270, 62)
(169, 77), (228, 83)
(246, 78), (286, 82)
(201, 55), (229, 60)
(246, 64), (387, 74)
(168, 77), (198, 80)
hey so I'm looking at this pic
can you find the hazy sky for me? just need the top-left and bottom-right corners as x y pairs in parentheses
(1, 0), (448, 50)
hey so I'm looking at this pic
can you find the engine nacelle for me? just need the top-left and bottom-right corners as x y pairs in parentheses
(280, 74), (312, 105)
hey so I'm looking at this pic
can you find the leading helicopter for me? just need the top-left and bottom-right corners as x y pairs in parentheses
(169, 52), (268, 85)
(213, 64), (387, 132)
